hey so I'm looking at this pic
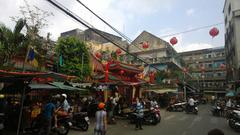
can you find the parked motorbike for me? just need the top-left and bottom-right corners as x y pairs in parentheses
(185, 104), (198, 115)
(0, 113), (4, 134)
(167, 102), (186, 112)
(129, 106), (161, 125)
(211, 103), (222, 117)
(228, 110), (240, 132)
(24, 113), (72, 135)
(71, 112), (90, 131)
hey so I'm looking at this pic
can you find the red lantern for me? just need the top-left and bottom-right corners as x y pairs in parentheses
(220, 64), (225, 69)
(183, 67), (188, 73)
(120, 70), (124, 74)
(209, 27), (219, 38)
(142, 42), (149, 49)
(200, 65), (205, 72)
(116, 48), (122, 55)
(170, 37), (178, 45)
(95, 52), (102, 59)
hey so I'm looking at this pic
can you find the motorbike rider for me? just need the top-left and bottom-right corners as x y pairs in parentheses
(188, 96), (195, 111)
(61, 94), (70, 113)
(135, 98), (144, 130)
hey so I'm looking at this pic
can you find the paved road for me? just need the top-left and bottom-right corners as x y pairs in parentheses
(69, 104), (239, 135)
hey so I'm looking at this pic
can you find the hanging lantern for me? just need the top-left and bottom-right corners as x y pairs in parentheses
(116, 48), (122, 55)
(209, 27), (219, 38)
(170, 37), (178, 45)
(95, 52), (102, 59)
(183, 67), (188, 73)
(220, 64), (225, 69)
(142, 42), (149, 49)
(200, 65), (205, 72)
(120, 70), (124, 74)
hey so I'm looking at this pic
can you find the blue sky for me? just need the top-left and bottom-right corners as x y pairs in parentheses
(0, 0), (225, 52)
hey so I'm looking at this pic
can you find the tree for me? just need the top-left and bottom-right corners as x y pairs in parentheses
(56, 37), (91, 81)
(0, 18), (26, 66)
(11, 0), (53, 70)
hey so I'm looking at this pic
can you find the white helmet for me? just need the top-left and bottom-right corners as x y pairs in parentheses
(62, 93), (67, 98)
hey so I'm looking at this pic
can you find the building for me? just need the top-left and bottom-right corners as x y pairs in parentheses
(128, 31), (183, 73)
(223, 0), (240, 82)
(179, 47), (226, 97)
(60, 28), (128, 53)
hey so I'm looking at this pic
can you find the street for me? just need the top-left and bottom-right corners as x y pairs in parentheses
(69, 104), (238, 135)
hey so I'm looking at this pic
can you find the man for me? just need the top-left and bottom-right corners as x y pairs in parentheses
(208, 128), (224, 135)
(188, 96), (195, 111)
(94, 102), (107, 135)
(135, 98), (144, 130)
(40, 97), (58, 135)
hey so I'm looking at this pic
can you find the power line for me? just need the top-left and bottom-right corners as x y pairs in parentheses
(46, 0), (161, 72)
(74, 0), (144, 51)
(159, 22), (224, 38)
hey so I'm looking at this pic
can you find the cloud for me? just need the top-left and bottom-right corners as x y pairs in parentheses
(114, 0), (177, 15)
(186, 8), (195, 16)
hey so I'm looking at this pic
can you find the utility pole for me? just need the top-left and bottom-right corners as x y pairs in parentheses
(81, 52), (84, 79)
(183, 72), (187, 101)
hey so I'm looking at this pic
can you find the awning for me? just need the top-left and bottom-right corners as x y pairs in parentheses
(148, 89), (177, 94)
(49, 82), (87, 91)
(204, 91), (226, 93)
(28, 83), (58, 90)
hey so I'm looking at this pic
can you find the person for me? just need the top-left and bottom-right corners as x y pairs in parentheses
(39, 97), (58, 135)
(61, 93), (70, 112)
(94, 102), (107, 135)
(226, 98), (232, 109)
(135, 98), (144, 130)
(188, 96), (195, 111)
(208, 128), (224, 135)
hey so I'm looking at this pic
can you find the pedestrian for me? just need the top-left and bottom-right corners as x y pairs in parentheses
(94, 102), (107, 135)
(135, 98), (144, 130)
(208, 128), (224, 135)
(39, 96), (59, 135)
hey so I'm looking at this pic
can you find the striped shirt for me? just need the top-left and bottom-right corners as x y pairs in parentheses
(95, 110), (107, 131)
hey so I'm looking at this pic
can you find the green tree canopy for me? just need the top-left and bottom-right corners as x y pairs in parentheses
(56, 37), (91, 81)
(0, 18), (26, 66)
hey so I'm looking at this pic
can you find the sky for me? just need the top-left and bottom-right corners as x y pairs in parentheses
(0, 0), (225, 52)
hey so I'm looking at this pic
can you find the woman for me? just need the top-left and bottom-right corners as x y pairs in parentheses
(94, 102), (107, 135)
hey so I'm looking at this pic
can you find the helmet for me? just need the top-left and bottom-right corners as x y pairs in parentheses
(62, 94), (67, 98)
(98, 102), (105, 109)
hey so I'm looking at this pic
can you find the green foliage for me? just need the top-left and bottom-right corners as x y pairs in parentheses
(155, 70), (184, 84)
(0, 18), (26, 65)
(56, 37), (91, 81)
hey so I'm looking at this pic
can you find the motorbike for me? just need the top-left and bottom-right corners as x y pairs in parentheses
(167, 102), (186, 112)
(24, 113), (72, 135)
(185, 104), (198, 115)
(228, 110), (240, 132)
(211, 104), (221, 116)
(0, 113), (4, 134)
(71, 112), (90, 131)
(128, 105), (161, 125)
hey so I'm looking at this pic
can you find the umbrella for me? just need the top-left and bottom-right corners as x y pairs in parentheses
(225, 91), (236, 97)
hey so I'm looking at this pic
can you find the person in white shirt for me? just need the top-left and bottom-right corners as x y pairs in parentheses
(188, 96), (195, 111)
